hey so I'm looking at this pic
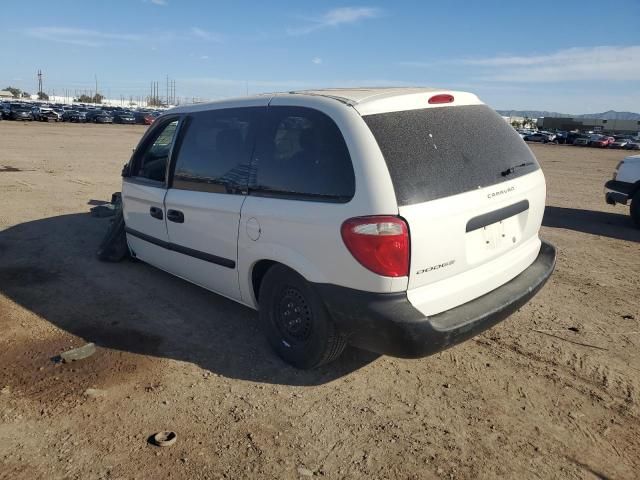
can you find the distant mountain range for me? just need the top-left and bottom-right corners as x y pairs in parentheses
(496, 110), (640, 120)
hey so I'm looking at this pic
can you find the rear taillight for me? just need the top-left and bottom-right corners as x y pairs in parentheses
(341, 216), (409, 277)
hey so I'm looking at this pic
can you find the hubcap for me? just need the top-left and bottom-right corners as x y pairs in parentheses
(275, 287), (312, 344)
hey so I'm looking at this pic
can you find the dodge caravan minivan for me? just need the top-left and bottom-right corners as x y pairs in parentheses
(118, 87), (556, 368)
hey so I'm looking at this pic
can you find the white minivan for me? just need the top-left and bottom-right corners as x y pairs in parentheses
(119, 87), (556, 368)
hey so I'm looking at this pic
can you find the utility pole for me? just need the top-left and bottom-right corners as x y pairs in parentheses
(37, 69), (43, 95)
(95, 74), (98, 102)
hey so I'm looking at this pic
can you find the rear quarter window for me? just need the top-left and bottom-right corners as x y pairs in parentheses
(363, 105), (539, 205)
(251, 106), (355, 202)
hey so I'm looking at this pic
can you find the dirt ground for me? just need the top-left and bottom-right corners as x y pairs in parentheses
(0, 121), (638, 480)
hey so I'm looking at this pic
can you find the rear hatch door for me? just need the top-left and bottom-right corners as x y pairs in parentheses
(362, 102), (545, 315)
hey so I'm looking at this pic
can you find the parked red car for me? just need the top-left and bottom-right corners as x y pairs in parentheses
(590, 135), (615, 148)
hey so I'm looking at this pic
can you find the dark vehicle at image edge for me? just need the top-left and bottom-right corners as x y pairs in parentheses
(113, 111), (136, 124)
(86, 110), (113, 124)
(106, 88), (556, 368)
(65, 111), (88, 123)
(523, 132), (553, 144)
(9, 104), (33, 121)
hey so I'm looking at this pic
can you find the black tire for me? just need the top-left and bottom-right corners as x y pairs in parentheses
(258, 265), (347, 369)
(96, 209), (129, 262)
(631, 191), (640, 228)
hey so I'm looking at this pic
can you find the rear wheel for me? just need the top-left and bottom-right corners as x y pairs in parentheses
(258, 265), (346, 369)
(631, 191), (640, 228)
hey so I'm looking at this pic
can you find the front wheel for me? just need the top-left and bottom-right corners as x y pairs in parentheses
(631, 191), (640, 228)
(258, 265), (347, 369)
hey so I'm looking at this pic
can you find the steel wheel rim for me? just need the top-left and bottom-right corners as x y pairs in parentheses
(274, 286), (313, 345)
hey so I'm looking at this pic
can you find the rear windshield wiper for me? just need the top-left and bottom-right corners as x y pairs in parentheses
(501, 162), (535, 177)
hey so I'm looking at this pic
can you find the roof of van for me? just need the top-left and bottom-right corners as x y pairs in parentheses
(168, 87), (483, 116)
(287, 87), (443, 105)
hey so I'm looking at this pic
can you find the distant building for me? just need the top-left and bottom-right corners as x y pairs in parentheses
(502, 115), (537, 127)
(0, 90), (14, 99)
(538, 116), (640, 134)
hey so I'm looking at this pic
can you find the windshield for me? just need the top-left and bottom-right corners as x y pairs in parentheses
(363, 104), (540, 205)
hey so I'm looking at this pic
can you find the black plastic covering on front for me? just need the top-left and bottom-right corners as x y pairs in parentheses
(363, 105), (540, 206)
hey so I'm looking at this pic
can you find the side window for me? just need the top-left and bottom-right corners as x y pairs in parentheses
(252, 106), (355, 202)
(172, 108), (258, 193)
(133, 119), (179, 182)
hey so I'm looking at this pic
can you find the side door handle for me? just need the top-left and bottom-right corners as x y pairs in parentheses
(167, 209), (184, 223)
(149, 206), (163, 220)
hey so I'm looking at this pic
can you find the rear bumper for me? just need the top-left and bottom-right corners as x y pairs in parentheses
(317, 241), (556, 358)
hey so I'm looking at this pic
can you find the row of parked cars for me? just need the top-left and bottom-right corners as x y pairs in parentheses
(519, 129), (640, 150)
(0, 101), (163, 126)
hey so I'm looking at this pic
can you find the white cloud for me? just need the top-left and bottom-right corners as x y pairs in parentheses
(401, 46), (640, 83)
(471, 46), (640, 82)
(149, 0), (167, 5)
(288, 7), (381, 35)
(201, 55), (209, 60)
(24, 27), (142, 47)
(312, 57), (322, 65)
(397, 61), (434, 68)
(191, 27), (223, 42)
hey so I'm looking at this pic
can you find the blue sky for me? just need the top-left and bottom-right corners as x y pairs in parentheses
(2, 0), (639, 112)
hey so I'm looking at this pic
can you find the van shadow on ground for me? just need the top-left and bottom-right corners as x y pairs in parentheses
(0, 210), (378, 386)
(543, 206), (640, 243)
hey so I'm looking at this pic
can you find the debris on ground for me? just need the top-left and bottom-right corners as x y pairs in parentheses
(90, 204), (117, 217)
(0, 166), (22, 173)
(150, 431), (177, 447)
(90, 192), (121, 217)
(96, 192), (129, 262)
(83, 388), (106, 398)
(297, 467), (313, 477)
(55, 343), (96, 363)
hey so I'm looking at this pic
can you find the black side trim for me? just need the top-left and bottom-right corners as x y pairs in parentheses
(466, 200), (529, 233)
(125, 227), (169, 249)
(170, 242), (235, 268)
(125, 227), (236, 269)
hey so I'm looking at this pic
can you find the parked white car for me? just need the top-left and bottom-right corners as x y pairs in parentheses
(118, 87), (556, 368)
(605, 154), (640, 227)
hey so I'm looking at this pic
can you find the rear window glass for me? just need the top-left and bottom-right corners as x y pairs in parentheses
(363, 105), (539, 205)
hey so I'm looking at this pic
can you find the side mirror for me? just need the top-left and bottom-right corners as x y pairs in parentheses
(121, 163), (131, 178)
